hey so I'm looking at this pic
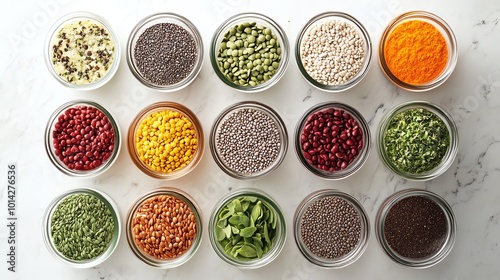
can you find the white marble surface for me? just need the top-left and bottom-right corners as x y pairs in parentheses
(1, 0), (500, 279)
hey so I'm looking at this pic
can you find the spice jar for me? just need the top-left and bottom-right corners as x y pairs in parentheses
(295, 12), (372, 92)
(378, 11), (458, 91)
(295, 102), (371, 179)
(209, 101), (288, 179)
(210, 13), (290, 92)
(45, 12), (120, 90)
(42, 187), (121, 268)
(294, 189), (370, 268)
(208, 188), (286, 268)
(126, 187), (203, 268)
(377, 101), (459, 181)
(126, 13), (204, 91)
(44, 100), (121, 178)
(128, 102), (204, 179)
(375, 189), (456, 268)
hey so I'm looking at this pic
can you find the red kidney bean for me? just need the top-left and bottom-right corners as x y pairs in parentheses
(300, 108), (363, 172)
(52, 105), (115, 171)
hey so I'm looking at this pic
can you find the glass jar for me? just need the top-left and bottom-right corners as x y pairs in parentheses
(126, 187), (203, 268)
(42, 187), (121, 268)
(294, 189), (370, 268)
(45, 12), (120, 90)
(378, 11), (458, 91)
(377, 101), (459, 181)
(128, 101), (204, 179)
(126, 13), (204, 91)
(208, 188), (286, 268)
(375, 189), (456, 268)
(295, 102), (371, 179)
(209, 101), (288, 179)
(44, 100), (121, 178)
(210, 13), (290, 92)
(295, 12), (372, 92)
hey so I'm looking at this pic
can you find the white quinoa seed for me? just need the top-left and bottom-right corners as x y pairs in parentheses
(300, 20), (365, 86)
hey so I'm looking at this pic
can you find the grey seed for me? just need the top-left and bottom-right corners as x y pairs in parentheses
(299, 196), (361, 259)
(215, 108), (281, 175)
(134, 23), (197, 86)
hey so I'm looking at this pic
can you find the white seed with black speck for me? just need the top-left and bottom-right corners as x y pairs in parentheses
(216, 109), (281, 174)
(300, 20), (365, 86)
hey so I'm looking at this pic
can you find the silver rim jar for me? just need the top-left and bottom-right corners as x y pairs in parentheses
(126, 187), (203, 268)
(375, 189), (456, 268)
(210, 13), (290, 92)
(294, 189), (370, 268)
(45, 100), (121, 178)
(210, 101), (288, 179)
(126, 13), (204, 91)
(295, 12), (372, 92)
(208, 188), (286, 268)
(42, 187), (121, 268)
(295, 102), (371, 179)
(377, 101), (459, 181)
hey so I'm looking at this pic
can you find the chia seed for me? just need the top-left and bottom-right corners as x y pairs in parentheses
(133, 22), (197, 86)
(300, 196), (361, 259)
(215, 108), (281, 175)
(384, 195), (448, 259)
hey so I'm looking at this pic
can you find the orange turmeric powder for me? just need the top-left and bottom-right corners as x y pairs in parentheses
(384, 20), (448, 85)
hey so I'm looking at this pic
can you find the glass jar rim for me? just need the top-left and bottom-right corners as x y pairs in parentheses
(127, 101), (204, 179)
(44, 100), (121, 178)
(294, 101), (371, 179)
(295, 11), (372, 92)
(126, 12), (204, 92)
(209, 101), (288, 179)
(42, 187), (121, 268)
(378, 11), (458, 92)
(377, 100), (459, 181)
(375, 188), (456, 268)
(44, 11), (121, 90)
(293, 189), (370, 268)
(209, 12), (290, 93)
(208, 188), (286, 268)
(125, 187), (203, 268)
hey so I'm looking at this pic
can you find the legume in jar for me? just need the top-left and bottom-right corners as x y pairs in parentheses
(135, 109), (198, 173)
(131, 195), (198, 259)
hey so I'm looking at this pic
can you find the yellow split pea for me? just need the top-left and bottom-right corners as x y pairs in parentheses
(135, 110), (197, 173)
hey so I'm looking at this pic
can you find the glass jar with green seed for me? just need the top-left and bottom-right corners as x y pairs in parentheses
(42, 188), (121, 268)
(210, 13), (290, 93)
(377, 101), (459, 181)
(208, 188), (286, 268)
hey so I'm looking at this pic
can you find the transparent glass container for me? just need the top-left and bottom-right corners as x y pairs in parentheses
(208, 188), (286, 268)
(377, 101), (459, 181)
(128, 101), (204, 179)
(295, 12), (372, 92)
(126, 187), (203, 268)
(45, 12), (120, 90)
(126, 13), (204, 91)
(44, 100), (121, 178)
(294, 102), (371, 179)
(378, 11), (458, 91)
(375, 189), (456, 268)
(42, 187), (121, 268)
(210, 13), (290, 92)
(209, 101), (288, 179)
(294, 189), (370, 268)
